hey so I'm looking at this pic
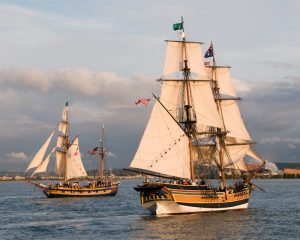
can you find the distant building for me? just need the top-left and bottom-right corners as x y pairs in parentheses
(283, 168), (300, 175)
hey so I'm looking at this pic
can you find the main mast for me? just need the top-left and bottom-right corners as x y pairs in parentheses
(180, 17), (196, 181)
(63, 102), (70, 182)
(98, 125), (105, 178)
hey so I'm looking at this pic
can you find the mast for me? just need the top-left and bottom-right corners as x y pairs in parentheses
(63, 102), (70, 182)
(211, 45), (227, 189)
(181, 17), (195, 181)
(98, 125), (105, 178)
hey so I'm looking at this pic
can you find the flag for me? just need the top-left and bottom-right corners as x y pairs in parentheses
(204, 61), (211, 66)
(173, 22), (183, 31)
(88, 147), (99, 155)
(204, 43), (214, 58)
(135, 98), (151, 106)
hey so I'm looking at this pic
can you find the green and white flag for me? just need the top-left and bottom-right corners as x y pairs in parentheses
(173, 22), (183, 31)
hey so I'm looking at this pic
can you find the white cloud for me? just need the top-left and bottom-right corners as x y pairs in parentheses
(0, 67), (50, 91)
(106, 151), (117, 158)
(233, 78), (252, 94)
(5, 152), (28, 160)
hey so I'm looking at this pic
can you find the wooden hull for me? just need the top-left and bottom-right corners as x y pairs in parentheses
(32, 182), (119, 198)
(137, 182), (251, 215)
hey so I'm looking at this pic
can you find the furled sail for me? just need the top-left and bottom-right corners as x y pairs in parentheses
(65, 137), (87, 180)
(163, 41), (209, 80)
(31, 147), (56, 176)
(130, 101), (191, 179)
(25, 130), (55, 173)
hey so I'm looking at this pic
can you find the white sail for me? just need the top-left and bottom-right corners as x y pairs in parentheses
(61, 104), (68, 122)
(65, 137), (87, 180)
(25, 130), (55, 173)
(206, 66), (251, 141)
(131, 101), (191, 179)
(206, 67), (237, 97)
(233, 158), (248, 172)
(55, 150), (66, 176)
(159, 81), (223, 130)
(189, 81), (223, 129)
(221, 100), (251, 140)
(31, 147), (56, 176)
(216, 144), (250, 170)
(163, 41), (209, 80)
(58, 122), (67, 135)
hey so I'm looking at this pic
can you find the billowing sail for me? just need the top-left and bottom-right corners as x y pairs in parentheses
(159, 81), (223, 130)
(32, 147), (56, 176)
(221, 100), (251, 140)
(207, 66), (251, 141)
(222, 144), (250, 171)
(206, 67), (237, 97)
(246, 147), (264, 162)
(130, 101), (191, 179)
(25, 130), (54, 173)
(65, 137), (87, 180)
(163, 41), (209, 80)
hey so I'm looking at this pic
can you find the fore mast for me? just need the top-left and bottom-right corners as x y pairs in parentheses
(98, 125), (105, 179)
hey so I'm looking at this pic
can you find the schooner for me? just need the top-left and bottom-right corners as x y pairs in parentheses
(25, 102), (119, 197)
(126, 18), (265, 215)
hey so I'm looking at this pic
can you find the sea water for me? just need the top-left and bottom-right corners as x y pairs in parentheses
(0, 179), (299, 240)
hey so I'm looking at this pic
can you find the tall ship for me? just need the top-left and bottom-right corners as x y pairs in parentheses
(25, 102), (119, 197)
(126, 18), (265, 215)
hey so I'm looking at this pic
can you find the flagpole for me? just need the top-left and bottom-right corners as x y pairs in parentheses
(212, 41), (216, 67)
(181, 16), (185, 41)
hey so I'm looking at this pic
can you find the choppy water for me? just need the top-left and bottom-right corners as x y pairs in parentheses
(0, 179), (299, 240)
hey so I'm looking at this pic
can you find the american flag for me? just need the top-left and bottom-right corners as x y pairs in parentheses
(135, 98), (150, 106)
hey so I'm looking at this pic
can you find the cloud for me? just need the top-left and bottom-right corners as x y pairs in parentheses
(0, 67), (50, 91)
(232, 78), (252, 94)
(260, 137), (300, 145)
(106, 151), (117, 158)
(5, 152), (28, 160)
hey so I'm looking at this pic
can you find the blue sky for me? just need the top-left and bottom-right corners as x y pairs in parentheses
(0, 0), (300, 171)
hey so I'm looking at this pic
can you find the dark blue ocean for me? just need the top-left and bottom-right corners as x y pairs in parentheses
(0, 179), (299, 240)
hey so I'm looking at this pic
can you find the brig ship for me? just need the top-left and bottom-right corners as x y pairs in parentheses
(126, 18), (265, 215)
(25, 102), (119, 197)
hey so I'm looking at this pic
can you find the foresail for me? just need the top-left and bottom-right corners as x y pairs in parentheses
(189, 81), (223, 129)
(159, 81), (223, 130)
(65, 137), (87, 180)
(25, 130), (55, 173)
(130, 101), (191, 179)
(31, 147), (56, 176)
(163, 41), (209, 80)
